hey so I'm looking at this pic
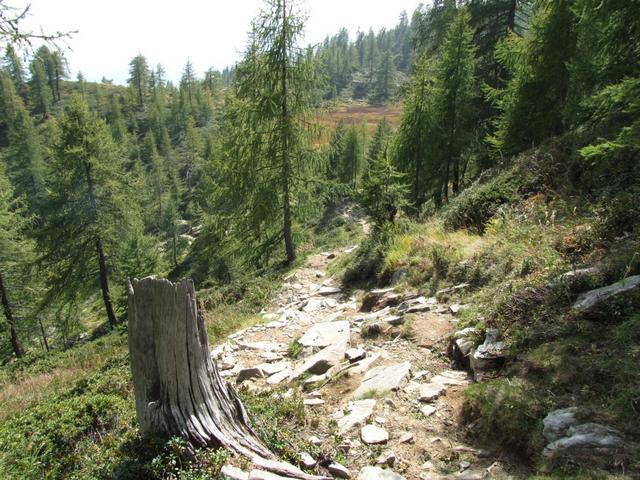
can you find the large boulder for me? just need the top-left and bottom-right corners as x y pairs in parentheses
(542, 408), (626, 467)
(572, 275), (640, 313)
(360, 288), (398, 312)
(436, 283), (469, 302)
(542, 407), (579, 442)
(449, 327), (478, 368)
(397, 296), (433, 314)
(471, 329), (507, 379)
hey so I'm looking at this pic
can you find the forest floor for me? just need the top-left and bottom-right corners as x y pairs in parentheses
(214, 230), (527, 479)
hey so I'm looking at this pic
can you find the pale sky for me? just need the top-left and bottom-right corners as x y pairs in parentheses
(19, 0), (425, 85)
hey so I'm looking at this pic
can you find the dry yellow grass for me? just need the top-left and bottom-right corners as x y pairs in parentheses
(309, 102), (403, 147)
(0, 368), (83, 421)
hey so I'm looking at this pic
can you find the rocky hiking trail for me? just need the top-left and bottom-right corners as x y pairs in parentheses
(211, 247), (519, 480)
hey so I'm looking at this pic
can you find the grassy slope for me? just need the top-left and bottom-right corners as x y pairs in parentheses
(333, 137), (640, 477)
(0, 202), (366, 480)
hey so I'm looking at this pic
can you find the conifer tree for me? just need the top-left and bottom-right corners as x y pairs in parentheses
(0, 166), (27, 358)
(327, 121), (346, 181)
(183, 116), (202, 194)
(128, 54), (150, 108)
(107, 94), (128, 142)
(38, 96), (135, 328)
(433, 7), (477, 200)
(372, 50), (396, 103)
(487, 0), (576, 154)
(3, 45), (27, 100)
(29, 56), (52, 115)
(394, 52), (433, 212)
(361, 120), (406, 228)
(0, 72), (44, 208)
(218, 0), (317, 265)
(340, 122), (364, 189)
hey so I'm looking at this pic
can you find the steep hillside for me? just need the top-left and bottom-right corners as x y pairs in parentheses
(334, 136), (640, 477)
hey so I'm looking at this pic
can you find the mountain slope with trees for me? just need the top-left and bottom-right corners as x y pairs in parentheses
(0, 0), (638, 478)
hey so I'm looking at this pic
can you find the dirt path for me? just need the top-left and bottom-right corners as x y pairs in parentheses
(213, 248), (518, 480)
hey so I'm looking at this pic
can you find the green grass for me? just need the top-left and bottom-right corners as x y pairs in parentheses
(287, 337), (304, 359)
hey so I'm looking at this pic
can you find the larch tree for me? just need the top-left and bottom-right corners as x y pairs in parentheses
(38, 96), (135, 329)
(433, 7), (477, 201)
(218, 0), (317, 265)
(29, 55), (52, 116)
(3, 45), (27, 100)
(128, 54), (150, 108)
(0, 72), (44, 209)
(486, 0), (576, 154)
(361, 118), (406, 228)
(394, 52), (433, 212)
(0, 166), (27, 358)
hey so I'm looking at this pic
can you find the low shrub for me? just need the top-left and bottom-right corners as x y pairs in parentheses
(443, 169), (521, 234)
(463, 378), (547, 456)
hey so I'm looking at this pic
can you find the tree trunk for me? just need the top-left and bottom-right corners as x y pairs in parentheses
(84, 160), (118, 329)
(0, 270), (23, 358)
(127, 277), (327, 479)
(96, 238), (118, 328)
(281, 0), (295, 265)
(38, 317), (49, 352)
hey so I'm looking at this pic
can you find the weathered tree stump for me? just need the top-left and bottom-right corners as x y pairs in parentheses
(128, 277), (328, 479)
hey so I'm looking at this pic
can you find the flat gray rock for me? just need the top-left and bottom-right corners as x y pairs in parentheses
(543, 407), (579, 442)
(237, 341), (287, 352)
(266, 367), (293, 385)
(328, 462), (351, 479)
(257, 361), (291, 376)
(236, 367), (265, 383)
(419, 382), (446, 402)
(430, 370), (470, 386)
(337, 399), (376, 434)
(384, 315), (404, 326)
(543, 423), (625, 458)
(298, 320), (350, 348)
(421, 405), (437, 417)
(353, 362), (411, 399)
(221, 465), (249, 480)
(361, 424), (389, 444)
(292, 341), (348, 378)
(301, 297), (325, 313)
(346, 347), (366, 362)
(351, 353), (381, 374)
(298, 451), (316, 468)
(357, 466), (405, 480)
(376, 450), (396, 466)
(318, 286), (342, 296)
(573, 275), (640, 312)
(248, 470), (292, 480)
